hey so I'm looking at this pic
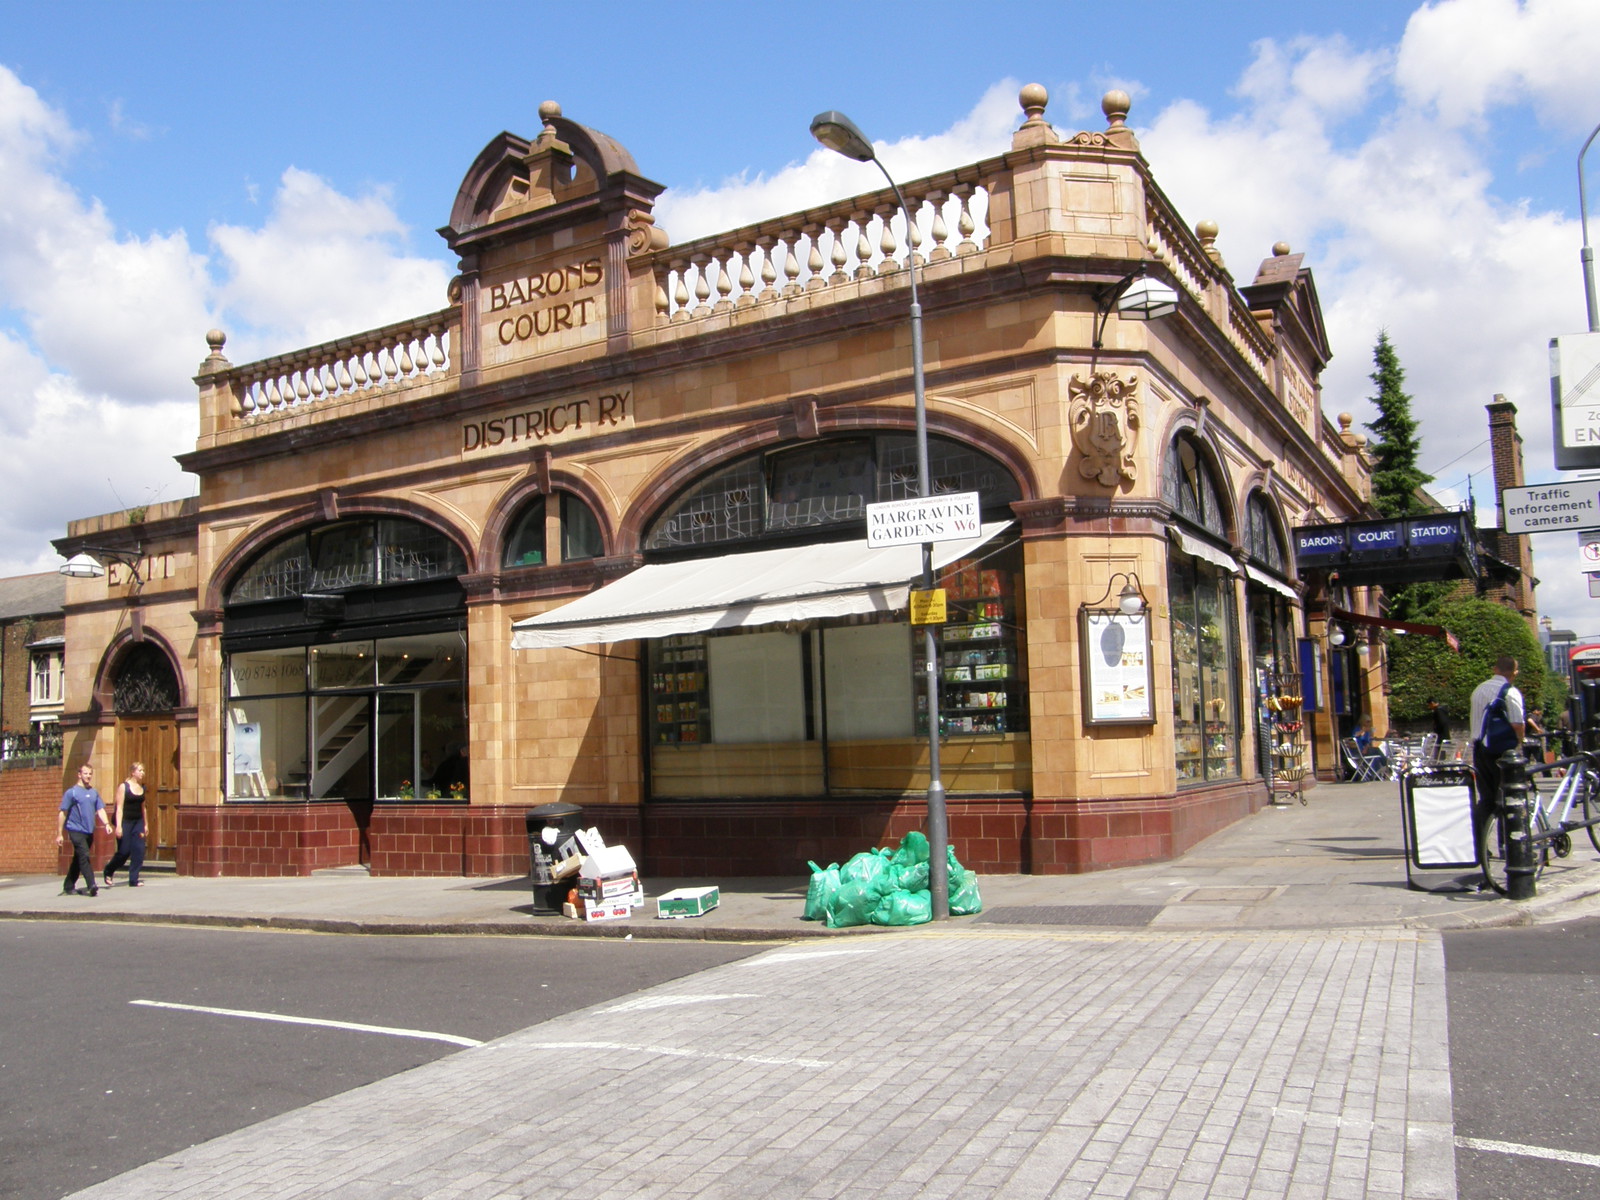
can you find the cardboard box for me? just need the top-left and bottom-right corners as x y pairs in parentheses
(585, 873), (640, 900)
(563, 896), (635, 922)
(557, 827), (607, 862)
(656, 886), (720, 919)
(580, 844), (637, 880)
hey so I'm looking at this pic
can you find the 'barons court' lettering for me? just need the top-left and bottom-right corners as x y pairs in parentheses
(488, 257), (604, 347)
(462, 391), (630, 453)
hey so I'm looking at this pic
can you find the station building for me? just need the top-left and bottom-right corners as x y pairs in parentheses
(53, 86), (1383, 878)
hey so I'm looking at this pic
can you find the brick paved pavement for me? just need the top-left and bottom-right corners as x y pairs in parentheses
(64, 927), (1455, 1200)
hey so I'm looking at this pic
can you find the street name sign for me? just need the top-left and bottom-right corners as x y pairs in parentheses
(866, 492), (981, 547)
(1500, 482), (1600, 534)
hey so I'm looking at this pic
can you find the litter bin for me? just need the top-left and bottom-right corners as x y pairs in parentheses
(526, 802), (584, 913)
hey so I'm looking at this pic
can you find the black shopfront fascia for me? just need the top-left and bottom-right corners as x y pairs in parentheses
(221, 578), (467, 652)
(1291, 512), (1488, 587)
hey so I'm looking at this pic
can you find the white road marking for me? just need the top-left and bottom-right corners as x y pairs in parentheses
(743, 946), (887, 965)
(520, 1039), (829, 1068)
(1456, 1135), (1600, 1169)
(130, 999), (483, 1048)
(598, 993), (758, 1013)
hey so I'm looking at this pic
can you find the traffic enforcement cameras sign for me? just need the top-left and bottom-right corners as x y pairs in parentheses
(866, 492), (981, 547)
(1500, 482), (1600, 534)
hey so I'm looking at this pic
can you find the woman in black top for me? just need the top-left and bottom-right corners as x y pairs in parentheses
(103, 763), (147, 888)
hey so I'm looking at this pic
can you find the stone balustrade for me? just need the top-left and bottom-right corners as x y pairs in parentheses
(230, 309), (454, 419)
(1143, 193), (1273, 385)
(652, 169), (992, 324)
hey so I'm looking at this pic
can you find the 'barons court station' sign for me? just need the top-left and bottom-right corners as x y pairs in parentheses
(482, 255), (606, 362)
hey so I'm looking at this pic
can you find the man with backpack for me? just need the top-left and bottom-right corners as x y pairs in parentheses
(1469, 655), (1525, 850)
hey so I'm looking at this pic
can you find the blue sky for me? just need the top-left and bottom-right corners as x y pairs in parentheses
(3, 0), (1600, 630)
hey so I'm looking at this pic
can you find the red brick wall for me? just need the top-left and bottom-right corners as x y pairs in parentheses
(1, 765), (72, 873)
(643, 782), (1266, 877)
(159, 787), (1266, 878)
(173, 802), (641, 877)
(178, 801), (368, 877)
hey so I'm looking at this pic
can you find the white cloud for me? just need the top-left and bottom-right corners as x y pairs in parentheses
(211, 168), (451, 358)
(1397, 0), (1600, 130)
(0, 62), (454, 576)
(654, 80), (1022, 244)
(1139, 35), (1579, 475)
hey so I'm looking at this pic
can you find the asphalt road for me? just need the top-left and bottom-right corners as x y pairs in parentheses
(1446, 915), (1600, 1200)
(0, 920), (760, 1200)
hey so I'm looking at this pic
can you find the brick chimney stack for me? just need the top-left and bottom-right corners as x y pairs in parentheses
(1486, 396), (1537, 623)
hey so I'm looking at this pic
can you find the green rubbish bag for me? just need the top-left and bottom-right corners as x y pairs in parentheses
(870, 888), (933, 926)
(949, 868), (983, 916)
(894, 861), (930, 893)
(802, 860), (841, 922)
(840, 849), (895, 897)
(891, 830), (930, 867)
(825, 880), (877, 929)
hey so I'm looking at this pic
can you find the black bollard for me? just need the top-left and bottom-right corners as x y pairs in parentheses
(1499, 748), (1537, 901)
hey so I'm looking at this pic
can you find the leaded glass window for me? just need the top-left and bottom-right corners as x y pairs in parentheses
(1244, 493), (1287, 574)
(1163, 436), (1227, 538)
(644, 435), (1020, 551)
(229, 519), (466, 604)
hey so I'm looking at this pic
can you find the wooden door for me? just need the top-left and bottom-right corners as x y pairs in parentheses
(114, 717), (180, 861)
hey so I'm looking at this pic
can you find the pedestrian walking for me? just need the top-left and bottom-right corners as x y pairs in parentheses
(102, 762), (148, 888)
(56, 763), (113, 896)
(1469, 654), (1525, 849)
(1428, 698), (1450, 742)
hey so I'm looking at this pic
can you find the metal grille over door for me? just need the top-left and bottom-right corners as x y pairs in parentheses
(114, 644), (180, 715)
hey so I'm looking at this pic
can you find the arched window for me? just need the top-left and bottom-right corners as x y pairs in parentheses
(1163, 435), (1227, 538)
(1244, 492), (1287, 575)
(114, 643), (180, 714)
(502, 493), (604, 569)
(645, 434), (1022, 551)
(228, 519), (466, 604)
(1165, 434), (1240, 785)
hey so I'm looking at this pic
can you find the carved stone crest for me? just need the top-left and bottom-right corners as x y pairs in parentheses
(1068, 371), (1140, 488)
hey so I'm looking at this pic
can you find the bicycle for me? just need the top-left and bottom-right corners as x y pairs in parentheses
(1479, 752), (1600, 896)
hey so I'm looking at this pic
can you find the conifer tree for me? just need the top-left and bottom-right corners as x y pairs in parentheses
(1363, 331), (1432, 518)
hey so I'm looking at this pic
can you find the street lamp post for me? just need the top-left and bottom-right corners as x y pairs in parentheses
(810, 109), (949, 917)
(1581, 120), (1600, 333)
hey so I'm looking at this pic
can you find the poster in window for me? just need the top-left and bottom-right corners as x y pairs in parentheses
(232, 722), (263, 774)
(1079, 608), (1156, 725)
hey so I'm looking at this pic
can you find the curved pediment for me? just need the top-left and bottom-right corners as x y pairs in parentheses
(444, 104), (654, 239)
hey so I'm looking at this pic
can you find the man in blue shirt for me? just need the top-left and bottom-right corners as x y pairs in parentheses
(56, 763), (113, 896)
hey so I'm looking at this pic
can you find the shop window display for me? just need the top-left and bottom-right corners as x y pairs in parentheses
(225, 632), (466, 802)
(1168, 553), (1240, 783)
(645, 543), (1027, 798)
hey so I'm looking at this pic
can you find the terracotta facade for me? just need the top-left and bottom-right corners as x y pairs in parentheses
(52, 87), (1379, 878)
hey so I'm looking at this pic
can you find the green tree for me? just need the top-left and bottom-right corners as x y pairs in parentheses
(1386, 598), (1546, 724)
(1364, 331), (1433, 519)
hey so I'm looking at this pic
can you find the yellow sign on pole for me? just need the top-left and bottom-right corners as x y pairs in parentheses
(909, 588), (947, 625)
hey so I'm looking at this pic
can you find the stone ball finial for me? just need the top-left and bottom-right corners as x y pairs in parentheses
(1272, 241), (1292, 256)
(1102, 89), (1131, 128)
(538, 100), (562, 130)
(1196, 219), (1218, 244)
(1019, 83), (1049, 126)
(205, 329), (226, 353)
(1338, 412), (1354, 432)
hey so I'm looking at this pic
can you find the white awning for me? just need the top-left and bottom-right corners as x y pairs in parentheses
(1244, 563), (1299, 602)
(511, 521), (1013, 650)
(1170, 528), (1239, 573)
